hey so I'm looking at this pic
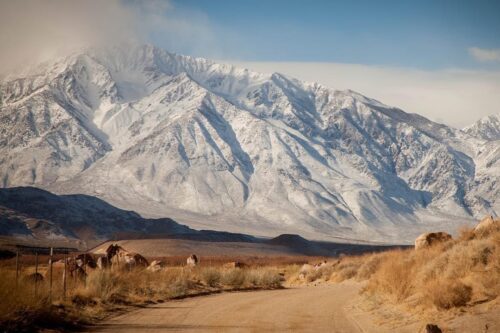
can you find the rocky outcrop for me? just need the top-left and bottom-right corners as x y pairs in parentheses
(415, 232), (452, 250)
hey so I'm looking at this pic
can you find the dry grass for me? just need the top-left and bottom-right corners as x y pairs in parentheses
(365, 250), (416, 302)
(294, 222), (500, 313)
(0, 262), (284, 332)
(147, 255), (322, 267)
(424, 279), (472, 309)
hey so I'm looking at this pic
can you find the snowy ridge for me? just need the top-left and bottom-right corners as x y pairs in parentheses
(1, 44), (498, 243)
(463, 113), (500, 141)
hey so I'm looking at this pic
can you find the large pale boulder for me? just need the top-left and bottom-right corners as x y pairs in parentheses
(147, 260), (164, 272)
(186, 254), (199, 267)
(415, 232), (452, 250)
(474, 215), (499, 236)
(298, 264), (314, 280)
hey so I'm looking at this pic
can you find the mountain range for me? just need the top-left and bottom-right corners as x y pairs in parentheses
(0, 186), (261, 248)
(1, 44), (498, 243)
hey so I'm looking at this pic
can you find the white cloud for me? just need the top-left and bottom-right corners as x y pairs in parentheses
(0, 0), (218, 74)
(0, 0), (134, 73)
(221, 61), (500, 128)
(469, 47), (500, 62)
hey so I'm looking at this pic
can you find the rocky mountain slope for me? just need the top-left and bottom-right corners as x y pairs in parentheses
(0, 44), (498, 242)
(0, 186), (190, 241)
(0, 187), (259, 246)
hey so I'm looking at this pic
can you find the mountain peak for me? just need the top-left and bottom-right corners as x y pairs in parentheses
(463, 113), (500, 141)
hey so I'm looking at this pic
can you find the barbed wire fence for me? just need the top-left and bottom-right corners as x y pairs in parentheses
(12, 245), (81, 301)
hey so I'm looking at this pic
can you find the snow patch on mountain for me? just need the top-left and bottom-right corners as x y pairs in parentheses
(463, 113), (500, 141)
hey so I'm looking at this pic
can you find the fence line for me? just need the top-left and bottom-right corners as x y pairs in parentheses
(10, 245), (80, 302)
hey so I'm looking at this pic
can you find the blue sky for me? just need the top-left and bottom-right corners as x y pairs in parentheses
(1, 0), (498, 127)
(160, 0), (500, 70)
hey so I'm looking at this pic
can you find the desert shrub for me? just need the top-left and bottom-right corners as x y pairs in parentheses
(246, 268), (282, 288)
(201, 267), (221, 287)
(417, 238), (495, 285)
(425, 279), (472, 309)
(302, 264), (334, 282)
(365, 251), (414, 302)
(356, 254), (384, 280)
(458, 226), (476, 241)
(168, 278), (190, 297)
(330, 260), (362, 282)
(82, 270), (118, 301)
(221, 268), (246, 288)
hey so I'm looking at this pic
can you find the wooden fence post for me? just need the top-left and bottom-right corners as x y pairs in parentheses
(15, 250), (19, 288)
(83, 254), (87, 288)
(73, 255), (77, 286)
(63, 252), (67, 299)
(34, 252), (39, 297)
(49, 247), (53, 302)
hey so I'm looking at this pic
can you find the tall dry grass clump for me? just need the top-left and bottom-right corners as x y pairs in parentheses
(365, 250), (416, 302)
(424, 279), (472, 309)
(201, 267), (221, 287)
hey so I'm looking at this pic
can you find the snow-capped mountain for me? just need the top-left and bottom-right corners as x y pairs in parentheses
(463, 113), (500, 141)
(1, 44), (498, 242)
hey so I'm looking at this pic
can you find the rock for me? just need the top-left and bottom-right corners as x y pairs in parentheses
(474, 215), (499, 236)
(314, 261), (329, 270)
(187, 254), (199, 266)
(97, 256), (110, 269)
(222, 262), (246, 269)
(415, 232), (452, 250)
(23, 272), (44, 282)
(298, 264), (314, 280)
(420, 324), (442, 333)
(147, 260), (164, 272)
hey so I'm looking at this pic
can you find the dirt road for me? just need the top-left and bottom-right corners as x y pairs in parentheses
(88, 283), (368, 332)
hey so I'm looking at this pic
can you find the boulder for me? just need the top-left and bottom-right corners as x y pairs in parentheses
(415, 232), (452, 250)
(97, 256), (110, 269)
(147, 260), (164, 272)
(186, 254), (199, 266)
(314, 261), (329, 270)
(474, 215), (499, 236)
(23, 272), (44, 283)
(298, 264), (314, 280)
(222, 261), (246, 269)
(420, 323), (442, 333)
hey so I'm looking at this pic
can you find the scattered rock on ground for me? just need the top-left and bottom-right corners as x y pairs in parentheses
(420, 323), (442, 333)
(415, 232), (452, 250)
